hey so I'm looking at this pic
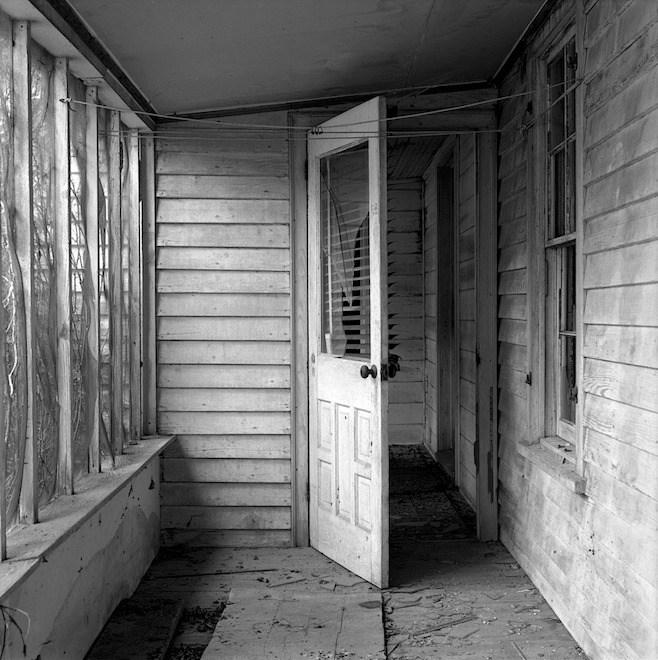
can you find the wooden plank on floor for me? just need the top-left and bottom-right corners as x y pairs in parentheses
(201, 588), (385, 659)
(87, 596), (184, 660)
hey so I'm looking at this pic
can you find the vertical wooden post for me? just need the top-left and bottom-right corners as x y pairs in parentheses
(0, 11), (11, 560)
(0, 245), (5, 556)
(128, 130), (141, 442)
(574, 1), (585, 477)
(475, 129), (499, 542)
(54, 58), (73, 494)
(290, 116), (309, 547)
(13, 21), (38, 524)
(108, 110), (123, 455)
(140, 136), (157, 434)
(85, 87), (101, 471)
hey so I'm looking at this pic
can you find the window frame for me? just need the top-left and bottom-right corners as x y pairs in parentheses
(529, 25), (585, 476)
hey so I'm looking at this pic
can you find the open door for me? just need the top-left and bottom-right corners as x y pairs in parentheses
(307, 97), (389, 588)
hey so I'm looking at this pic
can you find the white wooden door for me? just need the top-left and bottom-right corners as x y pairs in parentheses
(307, 97), (389, 588)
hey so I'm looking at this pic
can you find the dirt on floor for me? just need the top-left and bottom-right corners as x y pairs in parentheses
(89, 445), (588, 660)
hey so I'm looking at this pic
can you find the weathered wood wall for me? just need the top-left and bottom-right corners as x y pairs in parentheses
(456, 136), (478, 508)
(388, 179), (424, 445)
(423, 170), (439, 455)
(423, 162), (457, 474)
(497, 1), (658, 658)
(155, 114), (293, 547)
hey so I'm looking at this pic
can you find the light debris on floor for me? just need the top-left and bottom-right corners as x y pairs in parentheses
(90, 446), (588, 659)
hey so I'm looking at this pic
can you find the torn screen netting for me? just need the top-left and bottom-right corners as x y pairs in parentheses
(1, 16), (26, 525)
(120, 127), (133, 443)
(97, 108), (115, 460)
(68, 73), (93, 479)
(31, 44), (58, 507)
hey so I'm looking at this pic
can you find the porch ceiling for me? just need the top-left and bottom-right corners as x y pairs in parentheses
(63, 0), (546, 116)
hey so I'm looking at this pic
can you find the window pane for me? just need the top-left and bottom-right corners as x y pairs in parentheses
(320, 144), (370, 359)
(565, 139), (576, 234)
(560, 334), (577, 424)
(566, 40), (577, 138)
(551, 149), (566, 237)
(548, 52), (565, 149)
(561, 244), (576, 332)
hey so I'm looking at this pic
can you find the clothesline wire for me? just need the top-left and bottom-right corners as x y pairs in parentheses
(60, 78), (581, 136)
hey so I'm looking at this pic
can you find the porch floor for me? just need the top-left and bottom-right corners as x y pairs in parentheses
(88, 445), (588, 659)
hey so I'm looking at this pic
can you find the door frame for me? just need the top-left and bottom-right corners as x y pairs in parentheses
(474, 130), (498, 541)
(422, 128), (499, 541)
(291, 107), (499, 546)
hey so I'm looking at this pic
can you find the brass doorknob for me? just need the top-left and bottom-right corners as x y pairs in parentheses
(360, 364), (378, 379)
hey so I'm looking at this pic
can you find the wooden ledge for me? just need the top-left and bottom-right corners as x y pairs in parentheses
(0, 436), (174, 600)
(517, 441), (587, 495)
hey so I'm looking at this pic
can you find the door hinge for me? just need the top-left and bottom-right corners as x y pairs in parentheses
(526, 372), (532, 386)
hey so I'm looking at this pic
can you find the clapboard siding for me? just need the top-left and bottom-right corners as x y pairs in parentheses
(496, 2), (658, 659)
(156, 114), (292, 548)
(388, 179), (424, 444)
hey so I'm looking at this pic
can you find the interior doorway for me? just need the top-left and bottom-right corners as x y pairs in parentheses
(294, 101), (498, 585)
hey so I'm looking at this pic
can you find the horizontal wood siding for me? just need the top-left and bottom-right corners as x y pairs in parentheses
(456, 136), (477, 508)
(155, 115), (292, 548)
(497, 2), (658, 659)
(388, 180), (424, 445)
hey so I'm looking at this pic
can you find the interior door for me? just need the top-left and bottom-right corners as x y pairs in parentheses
(307, 97), (388, 588)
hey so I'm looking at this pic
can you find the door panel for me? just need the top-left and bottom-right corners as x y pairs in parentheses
(308, 97), (388, 588)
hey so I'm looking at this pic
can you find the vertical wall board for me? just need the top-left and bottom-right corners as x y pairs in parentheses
(85, 87), (101, 471)
(287, 113), (336, 547)
(128, 131), (142, 442)
(422, 169), (438, 454)
(141, 136), (157, 434)
(388, 179), (424, 445)
(54, 58), (73, 495)
(156, 115), (292, 548)
(455, 134), (477, 509)
(436, 165), (456, 458)
(475, 130), (498, 541)
(496, 1), (658, 658)
(422, 151), (457, 479)
(13, 21), (38, 524)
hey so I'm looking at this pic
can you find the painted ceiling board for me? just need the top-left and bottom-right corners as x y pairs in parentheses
(66, 0), (545, 114)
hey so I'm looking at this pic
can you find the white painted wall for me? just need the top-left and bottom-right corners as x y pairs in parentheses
(1, 460), (161, 659)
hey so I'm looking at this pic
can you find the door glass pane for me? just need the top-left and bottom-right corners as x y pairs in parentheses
(320, 143), (370, 359)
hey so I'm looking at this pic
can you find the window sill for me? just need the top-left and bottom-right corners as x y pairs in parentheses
(517, 440), (586, 495)
(539, 436), (576, 465)
(0, 435), (174, 600)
